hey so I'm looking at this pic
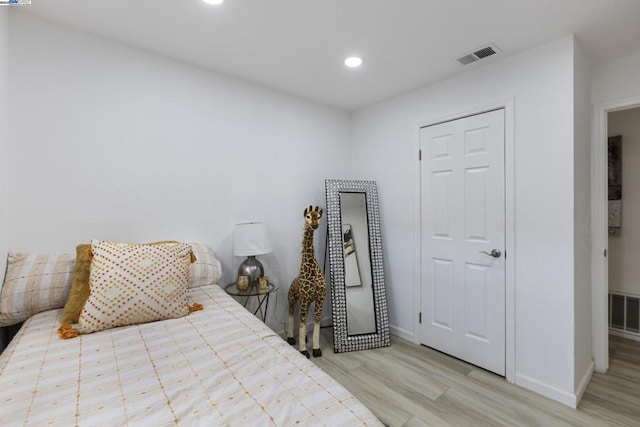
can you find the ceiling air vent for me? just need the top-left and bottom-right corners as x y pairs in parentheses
(455, 44), (501, 66)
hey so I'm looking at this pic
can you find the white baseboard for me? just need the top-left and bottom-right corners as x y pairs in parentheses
(390, 324), (414, 342)
(574, 360), (595, 406)
(610, 329), (640, 342)
(515, 373), (579, 408)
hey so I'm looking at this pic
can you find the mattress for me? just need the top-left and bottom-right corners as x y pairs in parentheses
(0, 284), (381, 426)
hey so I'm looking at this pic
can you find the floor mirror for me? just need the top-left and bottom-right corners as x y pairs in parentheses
(325, 179), (390, 352)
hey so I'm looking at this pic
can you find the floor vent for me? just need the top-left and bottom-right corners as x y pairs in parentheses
(609, 292), (640, 334)
(455, 44), (500, 66)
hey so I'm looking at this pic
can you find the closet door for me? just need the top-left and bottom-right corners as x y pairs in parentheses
(420, 109), (506, 376)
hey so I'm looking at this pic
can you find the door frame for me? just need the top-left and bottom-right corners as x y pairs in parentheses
(414, 98), (515, 383)
(592, 95), (640, 373)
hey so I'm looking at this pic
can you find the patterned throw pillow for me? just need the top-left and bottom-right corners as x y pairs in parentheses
(76, 240), (194, 335)
(188, 242), (222, 287)
(60, 242), (220, 326)
(0, 253), (75, 326)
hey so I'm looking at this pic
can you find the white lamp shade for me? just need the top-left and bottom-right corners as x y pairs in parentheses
(233, 222), (273, 256)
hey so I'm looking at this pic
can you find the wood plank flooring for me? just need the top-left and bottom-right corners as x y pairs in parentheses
(310, 329), (640, 426)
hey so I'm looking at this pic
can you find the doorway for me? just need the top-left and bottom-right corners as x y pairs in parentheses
(592, 98), (640, 372)
(419, 109), (506, 376)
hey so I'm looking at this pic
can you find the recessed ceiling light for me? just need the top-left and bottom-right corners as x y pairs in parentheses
(344, 56), (363, 68)
(203, 0), (224, 5)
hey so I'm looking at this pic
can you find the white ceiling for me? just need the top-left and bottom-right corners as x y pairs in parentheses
(22, 0), (640, 111)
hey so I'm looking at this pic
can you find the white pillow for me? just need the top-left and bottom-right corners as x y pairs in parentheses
(188, 242), (222, 287)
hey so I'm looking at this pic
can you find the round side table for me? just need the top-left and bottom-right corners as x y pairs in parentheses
(224, 282), (278, 322)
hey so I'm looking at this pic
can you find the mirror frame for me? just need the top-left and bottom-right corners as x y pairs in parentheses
(325, 179), (390, 352)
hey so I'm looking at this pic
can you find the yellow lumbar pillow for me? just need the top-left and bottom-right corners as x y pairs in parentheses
(60, 244), (92, 325)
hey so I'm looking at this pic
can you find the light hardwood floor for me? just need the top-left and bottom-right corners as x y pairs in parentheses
(310, 329), (640, 426)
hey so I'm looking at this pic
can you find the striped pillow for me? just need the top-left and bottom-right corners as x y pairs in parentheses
(0, 253), (75, 326)
(188, 242), (222, 287)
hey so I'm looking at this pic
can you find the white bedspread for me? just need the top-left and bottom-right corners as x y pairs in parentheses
(0, 285), (381, 426)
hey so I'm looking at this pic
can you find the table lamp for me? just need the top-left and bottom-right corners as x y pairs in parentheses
(233, 222), (273, 285)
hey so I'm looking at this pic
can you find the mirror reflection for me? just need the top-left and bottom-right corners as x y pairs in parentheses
(340, 192), (376, 335)
(342, 224), (361, 287)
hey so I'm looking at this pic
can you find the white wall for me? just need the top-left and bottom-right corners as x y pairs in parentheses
(608, 107), (640, 295)
(0, 9), (8, 279)
(0, 8), (9, 354)
(351, 36), (581, 404)
(572, 40), (593, 396)
(6, 10), (349, 333)
(592, 51), (640, 105)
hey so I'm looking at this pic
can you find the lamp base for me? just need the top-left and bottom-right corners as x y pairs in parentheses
(238, 256), (264, 285)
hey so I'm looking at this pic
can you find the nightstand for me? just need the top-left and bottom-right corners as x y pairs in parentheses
(224, 282), (278, 322)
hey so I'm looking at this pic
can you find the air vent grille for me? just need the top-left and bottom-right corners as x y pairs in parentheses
(609, 292), (640, 335)
(611, 293), (625, 329)
(455, 44), (501, 66)
(473, 46), (496, 59)
(627, 297), (639, 333)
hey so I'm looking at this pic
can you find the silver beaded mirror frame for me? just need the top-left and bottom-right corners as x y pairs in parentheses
(325, 179), (390, 352)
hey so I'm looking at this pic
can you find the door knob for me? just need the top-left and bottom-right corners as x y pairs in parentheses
(479, 249), (501, 258)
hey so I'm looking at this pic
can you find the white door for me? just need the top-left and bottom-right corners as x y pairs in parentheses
(420, 109), (506, 376)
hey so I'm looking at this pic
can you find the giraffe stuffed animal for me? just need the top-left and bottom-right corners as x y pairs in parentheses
(287, 205), (326, 358)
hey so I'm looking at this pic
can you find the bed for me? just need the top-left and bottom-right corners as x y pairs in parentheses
(0, 244), (382, 426)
